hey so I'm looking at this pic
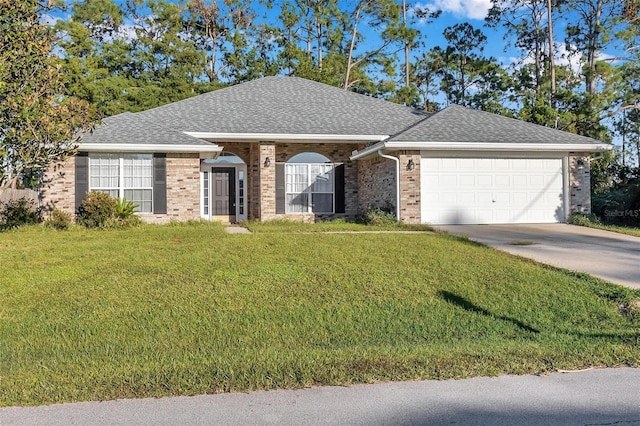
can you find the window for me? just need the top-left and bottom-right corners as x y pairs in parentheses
(285, 153), (334, 214)
(89, 154), (153, 213)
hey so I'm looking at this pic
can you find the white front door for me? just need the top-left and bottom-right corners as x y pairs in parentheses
(421, 155), (565, 225)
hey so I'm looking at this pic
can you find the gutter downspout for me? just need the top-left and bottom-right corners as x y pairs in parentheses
(377, 149), (400, 222)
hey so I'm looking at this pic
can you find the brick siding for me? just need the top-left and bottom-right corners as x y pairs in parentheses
(40, 156), (76, 215)
(569, 153), (592, 215)
(357, 155), (396, 213)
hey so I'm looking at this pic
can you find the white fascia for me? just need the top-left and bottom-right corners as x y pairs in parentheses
(78, 143), (223, 158)
(184, 132), (389, 143)
(350, 141), (613, 160)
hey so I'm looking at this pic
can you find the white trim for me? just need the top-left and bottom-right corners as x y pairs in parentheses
(78, 143), (223, 155)
(184, 132), (388, 143)
(350, 141), (612, 160)
(563, 156), (570, 221)
(377, 150), (400, 222)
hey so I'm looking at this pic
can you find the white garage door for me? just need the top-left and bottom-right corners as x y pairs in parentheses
(421, 156), (565, 225)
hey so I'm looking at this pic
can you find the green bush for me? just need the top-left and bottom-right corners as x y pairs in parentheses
(76, 192), (118, 228)
(45, 209), (73, 230)
(567, 213), (601, 227)
(359, 206), (398, 226)
(0, 198), (42, 230)
(115, 198), (138, 220)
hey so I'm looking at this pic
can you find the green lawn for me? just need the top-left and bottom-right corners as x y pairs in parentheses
(1, 222), (639, 407)
(582, 222), (640, 238)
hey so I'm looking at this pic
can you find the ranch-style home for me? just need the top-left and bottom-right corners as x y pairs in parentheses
(41, 76), (611, 225)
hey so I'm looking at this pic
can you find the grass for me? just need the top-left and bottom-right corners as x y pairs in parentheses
(583, 223), (640, 238)
(568, 214), (640, 237)
(1, 221), (639, 407)
(242, 218), (433, 233)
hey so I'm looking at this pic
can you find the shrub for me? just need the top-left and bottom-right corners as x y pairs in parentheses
(567, 213), (601, 227)
(360, 206), (398, 226)
(45, 209), (73, 230)
(76, 192), (117, 229)
(115, 198), (138, 220)
(0, 198), (42, 230)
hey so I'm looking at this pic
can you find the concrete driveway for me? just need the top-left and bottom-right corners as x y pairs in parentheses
(436, 224), (640, 289)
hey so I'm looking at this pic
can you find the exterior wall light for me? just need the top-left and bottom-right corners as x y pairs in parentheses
(264, 157), (271, 167)
(576, 159), (585, 170)
(407, 158), (415, 171)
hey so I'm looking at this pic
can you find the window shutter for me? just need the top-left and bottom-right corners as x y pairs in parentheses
(153, 153), (167, 214)
(75, 152), (89, 212)
(276, 163), (285, 214)
(335, 163), (345, 214)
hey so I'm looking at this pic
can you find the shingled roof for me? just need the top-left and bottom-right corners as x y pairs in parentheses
(79, 77), (609, 153)
(388, 104), (604, 145)
(134, 76), (427, 137)
(79, 112), (214, 146)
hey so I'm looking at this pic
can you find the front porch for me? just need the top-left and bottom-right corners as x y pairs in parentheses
(198, 141), (362, 224)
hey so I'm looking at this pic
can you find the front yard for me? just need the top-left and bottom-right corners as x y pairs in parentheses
(1, 222), (638, 406)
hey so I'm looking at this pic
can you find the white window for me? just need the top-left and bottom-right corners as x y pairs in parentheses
(285, 153), (334, 214)
(89, 153), (153, 213)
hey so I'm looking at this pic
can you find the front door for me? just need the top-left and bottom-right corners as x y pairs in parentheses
(211, 168), (236, 222)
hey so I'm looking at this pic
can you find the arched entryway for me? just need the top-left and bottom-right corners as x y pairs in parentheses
(201, 153), (247, 223)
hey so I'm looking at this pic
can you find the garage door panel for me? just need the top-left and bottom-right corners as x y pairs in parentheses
(421, 156), (564, 225)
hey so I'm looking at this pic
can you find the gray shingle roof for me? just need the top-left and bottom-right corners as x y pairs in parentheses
(388, 104), (604, 144)
(79, 112), (214, 146)
(135, 76), (427, 136)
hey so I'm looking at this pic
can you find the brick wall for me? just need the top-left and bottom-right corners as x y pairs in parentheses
(397, 151), (421, 224)
(569, 153), (592, 215)
(135, 153), (201, 223)
(40, 153), (202, 223)
(355, 151), (421, 223)
(259, 143), (276, 220)
(40, 156), (75, 215)
(357, 155), (396, 214)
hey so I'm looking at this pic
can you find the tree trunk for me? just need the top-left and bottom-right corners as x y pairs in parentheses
(403, 0), (409, 88)
(317, 20), (323, 69)
(586, 0), (604, 95)
(344, 5), (362, 90)
(547, 0), (556, 104)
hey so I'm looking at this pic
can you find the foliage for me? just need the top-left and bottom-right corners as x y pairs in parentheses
(0, 198), (42, 230)
(115, 198), (138, 220)
(0, 0), (93, 189)
(567, 213), (601, 227)
(359, 206), (398, 226)
(0, 224), (638, 406)
(567, 213), (640, 238)
(76, 191), (117, 228)
(44, 208), (73, 230)
(76, 192), (143, 229)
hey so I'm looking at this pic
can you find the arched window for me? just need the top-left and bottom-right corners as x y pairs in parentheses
(285, 153), (334, 214)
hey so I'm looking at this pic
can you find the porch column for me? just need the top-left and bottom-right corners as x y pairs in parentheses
(259, 142), (276, 220)
(397, 150), (421, 224)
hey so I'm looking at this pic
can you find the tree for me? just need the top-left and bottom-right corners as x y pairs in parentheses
(0, 0), (93, 189)
(342, 0), (403, 91)
(486, 0), (549, 96)
(187, 0), (255, 82)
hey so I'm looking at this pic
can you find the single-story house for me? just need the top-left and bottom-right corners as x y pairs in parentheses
(41, 76), (611, 225)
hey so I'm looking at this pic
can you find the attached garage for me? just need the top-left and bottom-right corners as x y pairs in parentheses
(420, 154), (566, 225)
(350, 105), (610, 225)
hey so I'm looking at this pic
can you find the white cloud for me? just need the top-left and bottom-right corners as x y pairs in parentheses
(419, 0), (492, 20)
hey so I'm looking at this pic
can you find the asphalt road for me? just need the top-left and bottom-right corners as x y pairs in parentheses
(437, 224), (640, 288)
(1, 368), (639, 425)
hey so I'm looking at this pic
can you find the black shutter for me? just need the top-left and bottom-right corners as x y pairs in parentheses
(276, 163), (285, 214)
(75, 152), (89, 212)
(335, 163), (345, 214)
(153, 154), (167, 214)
